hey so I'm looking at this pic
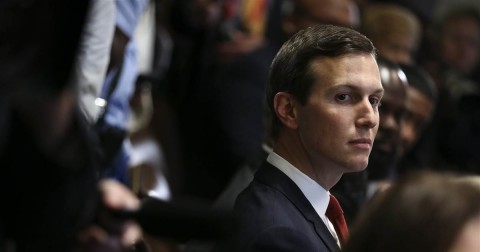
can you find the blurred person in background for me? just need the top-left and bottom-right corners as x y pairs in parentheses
(97, 0), (148, 185)
(396, 63), (438, 174)
(344, 171), (480, 252)
(361, 3), (422, 64)
(72, 0), (116, 124)
(127, 0), (174, 201)
(427, 5), (480, 79)
(420, 4), (480, 174)
(0, 0), (145, 251)
(397, 64), (437, 156)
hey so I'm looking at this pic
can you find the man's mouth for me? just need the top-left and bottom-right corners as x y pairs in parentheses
(349, 138), (372, 150)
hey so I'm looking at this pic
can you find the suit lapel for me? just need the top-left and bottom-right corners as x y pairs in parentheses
(255, 162), (340, 251)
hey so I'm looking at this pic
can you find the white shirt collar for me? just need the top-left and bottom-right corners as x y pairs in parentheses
(267, 152), (330, 218)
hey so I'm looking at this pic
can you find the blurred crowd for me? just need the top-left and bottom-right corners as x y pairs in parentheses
(115, 0), (480, 201)
(1, 0), (480, 251)
(98, 0), (480, 202)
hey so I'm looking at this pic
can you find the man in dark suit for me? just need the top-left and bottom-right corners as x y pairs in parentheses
(215, 25), (383, 251)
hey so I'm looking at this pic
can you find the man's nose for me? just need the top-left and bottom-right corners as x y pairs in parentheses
(356, 99), (378, 129)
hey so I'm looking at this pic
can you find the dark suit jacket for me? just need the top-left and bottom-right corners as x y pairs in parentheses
(216, 161), (340, 252)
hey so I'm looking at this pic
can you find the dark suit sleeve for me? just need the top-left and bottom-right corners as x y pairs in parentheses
(249, 226), (318, 252)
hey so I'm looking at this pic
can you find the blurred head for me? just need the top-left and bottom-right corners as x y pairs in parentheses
(268, 25), (383, 176)
(368, 56), (407, 180)
(282, 0), (359, 37)
(345, 171), (480, 252)
(398, 64), (437, 155)
(434, 6), (480, 74)
(362, 3), (421, 64)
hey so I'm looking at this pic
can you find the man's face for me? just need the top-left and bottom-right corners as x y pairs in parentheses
(400, 86), (434, 155)
(369, 66), (407, 170)
(294, 53), (383, 173)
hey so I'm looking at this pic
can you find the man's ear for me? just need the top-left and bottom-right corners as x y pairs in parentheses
(273, 92), (298, 130)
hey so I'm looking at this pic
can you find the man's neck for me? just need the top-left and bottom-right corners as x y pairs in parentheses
(272, 133), (343, 190)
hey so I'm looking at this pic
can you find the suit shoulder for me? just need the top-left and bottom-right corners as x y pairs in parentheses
(234, 180), (309, 229)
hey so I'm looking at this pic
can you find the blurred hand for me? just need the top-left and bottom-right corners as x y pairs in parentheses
(77, 179), (146, 252)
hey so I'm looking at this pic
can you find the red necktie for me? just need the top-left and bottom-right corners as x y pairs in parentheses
(326, 194), (349, 246)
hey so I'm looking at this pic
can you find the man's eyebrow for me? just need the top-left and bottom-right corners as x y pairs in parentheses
(327, 84), (384, 95)
(373, 88), (385, 96)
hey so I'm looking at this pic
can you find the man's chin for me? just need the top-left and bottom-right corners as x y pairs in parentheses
(344, 159), (369, 173)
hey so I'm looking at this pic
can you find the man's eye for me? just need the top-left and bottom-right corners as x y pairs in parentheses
(369, 97), (381, 106)
(336, 94), (351, 101)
